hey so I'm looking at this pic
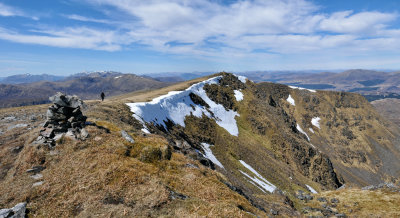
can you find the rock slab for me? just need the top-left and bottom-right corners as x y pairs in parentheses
(0, 202), (27, 218)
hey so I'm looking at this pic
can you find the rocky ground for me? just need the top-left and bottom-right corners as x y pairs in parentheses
(302, 183), (400, 217)
(0, 104), (47, 154)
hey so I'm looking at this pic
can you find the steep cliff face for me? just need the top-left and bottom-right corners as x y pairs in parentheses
(127, 72), (400, 210)
(284, 88), (400, 186)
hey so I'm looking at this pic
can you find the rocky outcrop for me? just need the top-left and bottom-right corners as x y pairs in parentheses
(361, 182), (400, 191)
(0, 202), (27, 218)
(35, 92), (88, 147)
(121, 130), (135, 143)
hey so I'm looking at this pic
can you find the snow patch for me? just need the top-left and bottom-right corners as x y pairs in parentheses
(114, 76), (122, 79)
(236, 75), (247, 83)
(289, 85), (316, 93)
(286, 94), (295, 106)
(200, 143), (224, 169)
(234, 90), (244, 101)
(126, 76), (240, 136)
(239, 160), (276, 193)
(306, 184), (318, 194)
(311, 117), (321, 129)
(296, 124), (310, 141)
(309, 128), (314, 133)
(141, 128), (150, 134)
(32, 181), (44, 187)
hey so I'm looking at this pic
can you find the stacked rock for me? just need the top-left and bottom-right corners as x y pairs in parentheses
(36, 92), (88, 147)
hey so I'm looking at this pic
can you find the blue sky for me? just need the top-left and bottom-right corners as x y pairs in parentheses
(1, 0), (400, 76)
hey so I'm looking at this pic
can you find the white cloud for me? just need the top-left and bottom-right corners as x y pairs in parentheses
(65, 14), (113, 24)
(2, 0), (400, 64)
(0, 2), (38, 20)
(319, 10), (397, 34)
(0, 2), (21, 17)
(0, 27), (128, 51)
(82, 0), (400, 56)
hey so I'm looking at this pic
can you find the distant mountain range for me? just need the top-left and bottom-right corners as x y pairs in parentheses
(0, 73), (65, 84)
(242, 69), (400, 101)
(0, 71), (191, 84)
(1, 69), (400, 108)
(0, 72), (169, 108)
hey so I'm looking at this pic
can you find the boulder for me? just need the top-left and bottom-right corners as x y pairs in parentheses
(80, 128), (89, 140)
(40, 128), (54, 138)
(26, 165), (45, 174)
(66, 95), (84, 108)
(331, 198), (340, 203)
(49, 92), (69, 107)
(121, 130), (134, 143)
(0, 202), (27, 218)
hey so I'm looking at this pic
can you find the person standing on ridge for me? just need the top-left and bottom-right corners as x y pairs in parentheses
(101, 92), (105, 101)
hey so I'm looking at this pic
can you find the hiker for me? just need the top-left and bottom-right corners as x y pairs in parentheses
(100, 92), (105, 101)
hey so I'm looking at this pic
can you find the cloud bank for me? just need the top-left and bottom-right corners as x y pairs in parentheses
(0, 0), (399, 68)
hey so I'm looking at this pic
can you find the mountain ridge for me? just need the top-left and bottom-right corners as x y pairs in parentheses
(0, 73), (169, 108)
(0, 72), (399, 217)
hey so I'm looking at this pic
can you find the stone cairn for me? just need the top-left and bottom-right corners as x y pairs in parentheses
(35, 92), (88, 147)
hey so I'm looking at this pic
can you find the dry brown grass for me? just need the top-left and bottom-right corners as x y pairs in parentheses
(0, 123), (264, 217)
(304, 188), (400, 217)
(111, 74), (217, 103)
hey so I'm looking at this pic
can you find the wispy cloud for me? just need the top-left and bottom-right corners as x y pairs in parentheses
(82, 0), (400, 56)
(319, 10), (397, 34)
(65, 14), (113, 24)
(0, 2), (38, 20)
(1, 0), (400, 63)
(0, 27), (128, 51)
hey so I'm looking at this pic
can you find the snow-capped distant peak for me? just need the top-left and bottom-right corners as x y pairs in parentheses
(127, 76), (240, 136)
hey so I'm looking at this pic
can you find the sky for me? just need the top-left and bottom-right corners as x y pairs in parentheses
(1, 0), (400, 76)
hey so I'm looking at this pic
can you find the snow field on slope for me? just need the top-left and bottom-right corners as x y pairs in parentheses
(200, 143), (224, 169)
(127, 75), (247, 136)
(297, 124), (310, 141)
(306, 184), (318, 194)
(239, 160), (276, 193)
(311, 117), (321, 129)
(286, 94), (295, 106)
(234, 90), (244, 101)
(236, 75), (247, 83)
